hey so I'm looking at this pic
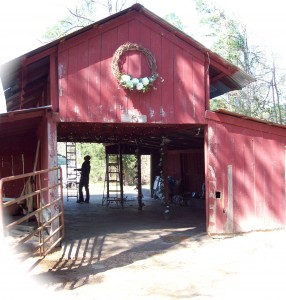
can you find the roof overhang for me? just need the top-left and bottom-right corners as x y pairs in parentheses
(209, 68), (255, 98)
(0, 106), (52, 139)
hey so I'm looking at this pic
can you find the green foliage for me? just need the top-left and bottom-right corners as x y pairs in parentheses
(194, 0), (249, 70)
(58, 142), (150, 186)
(194, 0), (286, 125)
(42, 0), (97, 43)
(122, 154), (136, 185)
(77, 143), (106, 183)
(164, 13), (186, 31)
(210, 97), (228, 111)
(41, 0), (134, 43)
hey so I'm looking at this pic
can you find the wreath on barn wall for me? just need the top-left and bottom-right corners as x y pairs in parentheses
(112, 42), (158, 93)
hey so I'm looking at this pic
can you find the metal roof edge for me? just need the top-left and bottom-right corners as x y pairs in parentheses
(205, 109), (286, 133)
(0, 105), (52, 121)
(230, 69), (256, 88)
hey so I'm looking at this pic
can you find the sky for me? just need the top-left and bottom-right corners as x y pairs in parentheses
(0, 0), (285, 112)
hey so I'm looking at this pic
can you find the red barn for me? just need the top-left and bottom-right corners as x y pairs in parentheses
(0, 4), (285, 236)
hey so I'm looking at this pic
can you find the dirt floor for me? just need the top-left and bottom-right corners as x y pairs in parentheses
(3, 186), (286, 299)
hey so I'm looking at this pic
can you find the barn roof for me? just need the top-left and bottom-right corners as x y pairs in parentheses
(0, 3), (254, 109)
(0, 106), (52, 139)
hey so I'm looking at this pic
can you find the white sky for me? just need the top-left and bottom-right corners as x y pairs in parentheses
(1, 0), (285, 112)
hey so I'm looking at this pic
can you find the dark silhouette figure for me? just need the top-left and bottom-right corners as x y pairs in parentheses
(75, 155), (91, 203)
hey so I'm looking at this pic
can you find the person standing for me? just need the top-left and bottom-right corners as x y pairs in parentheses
(75, 155), (91, 203)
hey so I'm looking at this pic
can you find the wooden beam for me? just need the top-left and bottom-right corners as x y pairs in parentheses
(50, 51), (59, 111)
(119, 144), (124, 205)
(210, 72), (225, 84)
(136, 141), (143, 210)
(22, 47), (56, 67)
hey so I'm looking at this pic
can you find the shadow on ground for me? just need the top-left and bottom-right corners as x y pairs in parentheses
(31, 188), (207, 291)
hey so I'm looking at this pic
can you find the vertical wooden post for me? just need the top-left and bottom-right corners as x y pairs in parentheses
(118, 144), (124, 206)
(163, 148), (169, 207)
(160, 137), (170, 215)
(136, 142), (143, 210)
(106, 154), (110, 198)
(204, 52), (210, 111)
(20, 60), (25, 110)
(50, 51), (59, 111)
(0, 180), (4, 238)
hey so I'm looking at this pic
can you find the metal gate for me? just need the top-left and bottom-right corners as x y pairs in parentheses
(0, 167), (64, 257)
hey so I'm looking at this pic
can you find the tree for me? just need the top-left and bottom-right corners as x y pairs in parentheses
(42, 0), (186, 44)
(93, 0), (130, 15)
(42, 0), (134, 43)
(265, 56), (286, 124)
(77, 143), (106, 183)
(194, 0), (286, 125)
(42, 0), (97, 43)
(164, 13), (186, 32)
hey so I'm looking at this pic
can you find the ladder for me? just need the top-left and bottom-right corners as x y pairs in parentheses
(102, 153), (124, 207)
(65, 142), (78, 201)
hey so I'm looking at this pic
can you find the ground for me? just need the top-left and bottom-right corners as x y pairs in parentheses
(2, 185), (286, 299)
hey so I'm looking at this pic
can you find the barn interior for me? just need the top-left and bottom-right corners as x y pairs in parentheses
(57, 121), (206, 219)
(60, 121), (204, 180)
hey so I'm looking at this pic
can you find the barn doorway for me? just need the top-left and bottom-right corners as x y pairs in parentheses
(57, 123), (207, 236)
(57, 142), (152, 205)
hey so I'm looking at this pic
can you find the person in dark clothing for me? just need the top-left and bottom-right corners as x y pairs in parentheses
(75, 155), (91, 203)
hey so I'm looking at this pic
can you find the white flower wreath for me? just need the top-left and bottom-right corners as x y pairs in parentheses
(112, 42), (158, 93)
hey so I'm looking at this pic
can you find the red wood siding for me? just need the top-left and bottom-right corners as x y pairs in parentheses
(206, 114), (286, 234)
(180, 152), (205, 193)
(167, 153), (181, 180)
(167, 151), (204, 195)
(58, 12), (206, 124)
(0, 135), (37, 198)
